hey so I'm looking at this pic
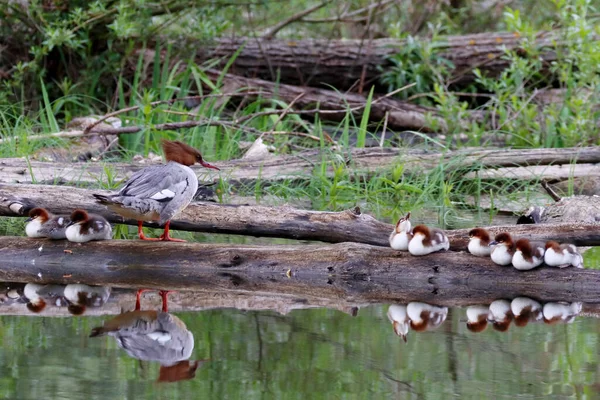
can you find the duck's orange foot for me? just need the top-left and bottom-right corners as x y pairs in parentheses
(158, 221), (186, 242)
(159, 290), (176, 312)
(135, 289), (151, 311)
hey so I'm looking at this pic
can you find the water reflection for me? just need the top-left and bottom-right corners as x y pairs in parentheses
(89, 290), (206, 383)
(0, 283), (597, 399)
(387, 297), (585, 340)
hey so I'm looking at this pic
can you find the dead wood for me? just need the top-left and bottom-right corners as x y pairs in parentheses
(1, 238), (600, 305)
(202, 70), (454, 132)
(1, 183), (600, 248)
(1, 146), (597, 186)
(196, 32), (579, 90)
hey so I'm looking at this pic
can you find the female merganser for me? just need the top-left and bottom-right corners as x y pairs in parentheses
(65, 209), (112, 243)
(467, 228), (492, 257)
(512, 238), (545, 270)
(406, 302), (448, 332)
(389, 212), (412, 251)
(465, 305), (490, 332)
(25, 208), (70, 239)
(89, 289), (202, 383)
(408, 225), (449, 256)
(64, 284), (111, 315)
(510, 297), (542, 327)
(489, 232), (516, 266)
(488, 299), (513, 331)
(386, 304), (410, 342)
(543, 302), (583, 324)
(93, 140), (219, 242)
(544, 241), (584, 268)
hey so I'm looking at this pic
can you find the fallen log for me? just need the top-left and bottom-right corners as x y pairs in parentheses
(1, 146), (597, 186)
(1, 183), (600, 248)
(1, 281), (599, 318)
(1, 238), (599, 304)
(203, 70), (455, 132)
(197, 32), (577, 90)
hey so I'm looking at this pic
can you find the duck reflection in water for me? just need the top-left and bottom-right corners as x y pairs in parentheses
(387, 302), (448, 342)
(511, 297), (543, 327)
(64, 284), (111, 315)
(465, 298), (584, 333)
(465, 305), (490, 332)
(543, 302), (583, 324)
(90, 289), (206, 383)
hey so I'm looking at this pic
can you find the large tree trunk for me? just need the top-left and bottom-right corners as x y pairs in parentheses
(197, 32), (576, 90)
(1, 238), (599, 305)
(1, 146), (597, 186)
(1, 183), (600, 248)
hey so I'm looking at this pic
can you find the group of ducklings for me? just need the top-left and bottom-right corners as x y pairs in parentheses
(386, 297), (583, 342)
(389, 212), (583, 270)
(4, 283), (111, 315)
(25, 207), (111, 243)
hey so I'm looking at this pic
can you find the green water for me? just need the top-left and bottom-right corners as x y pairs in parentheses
(0, 304), (598, 400)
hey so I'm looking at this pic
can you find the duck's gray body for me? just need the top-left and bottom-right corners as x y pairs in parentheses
(94, 161), (198, 224)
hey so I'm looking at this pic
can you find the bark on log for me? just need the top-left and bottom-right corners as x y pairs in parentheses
(1, 146), (597, 186)
(1, 183), (600, 249)
(1, 238), (599, 304)
(203, 70), (454, 132)
(197, 32), (576, 90)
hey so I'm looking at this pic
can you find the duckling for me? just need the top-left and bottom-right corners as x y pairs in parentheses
(544, 241), (584, 268)
(64, 284), (111, 315)
(511, 297), (542, 327)
(389, 212), (412, 251)
(25, 208), (70, 239)
(65, 209), (112, 243)
(488, 300), (513, 332)
(406, 302), (448, 331)
(512, 238), (545, 270)
(387, 304), (410, 342)
(489, 232), (516, 266)
(543, 302), (583, 324)
(465, 305), (490, 332)
(408, 225), (449, 256)
(23, 283), (67, 312)
(467, 228), (492, 257)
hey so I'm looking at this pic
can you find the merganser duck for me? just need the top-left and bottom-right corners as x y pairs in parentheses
(543, 302), (583, 324)
(408, 225), (449, 256)
(63, 284), (111, 315)
(510, 297), (542, 327)
(389, 212), (412, 251)
(23, 283), (68, 312)
(544, 241), (584, 268)
(489, 232), (515, 266)
(65, 209), (112, 242)
(386, 304), (410, 342)
(93, 140), (219, 242)
(465, 305), (490, 332)
(488, 300), (513, 331)
(25, 208), (70, 239)
(90, 289), (203, 383)
(512, 238), (545, 270)
(467, 228), (492, 257)
(406, 302), (448, 332)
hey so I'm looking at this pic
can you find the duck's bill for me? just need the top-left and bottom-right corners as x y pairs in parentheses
(489, 241), (498, 246)
(200, 161), (220, 171)
(25, 217), (32, 223)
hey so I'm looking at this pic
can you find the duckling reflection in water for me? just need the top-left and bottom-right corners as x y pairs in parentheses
(90, 289), (206, 383)
(387, 302), (448, 342)
(488, 300), (513, 332)
(543, 302), (583, 324)
(63, 284), (111, 315)
(511, 297), (543, 327)
(465, 305), (490, 333)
